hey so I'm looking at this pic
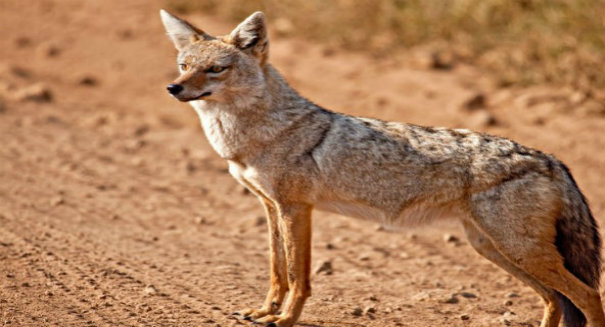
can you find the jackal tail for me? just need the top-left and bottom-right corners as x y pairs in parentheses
(555, 163), (601, 327)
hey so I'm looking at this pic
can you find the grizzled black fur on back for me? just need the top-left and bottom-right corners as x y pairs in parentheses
(555, 163), (602, 327)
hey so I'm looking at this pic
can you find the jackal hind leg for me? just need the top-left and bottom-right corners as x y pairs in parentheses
(462, 220), (561, 327)
(469, 187), (605, 327)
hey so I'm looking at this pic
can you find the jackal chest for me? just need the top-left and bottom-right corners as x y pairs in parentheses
(200, 118), (239, 160)
(192, 102), (244, 160)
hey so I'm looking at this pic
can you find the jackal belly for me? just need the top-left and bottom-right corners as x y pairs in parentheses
(315, 200), (386, 222)
(315, 196), (461, 230)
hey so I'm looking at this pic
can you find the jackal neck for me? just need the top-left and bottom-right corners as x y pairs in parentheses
(190, 64), (318, 163)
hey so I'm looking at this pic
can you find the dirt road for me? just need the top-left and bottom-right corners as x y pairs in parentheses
(1, 1), (604, 326)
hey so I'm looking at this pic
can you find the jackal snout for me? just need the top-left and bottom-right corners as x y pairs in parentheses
(165, 81), (212, 101)
(165, 67), (214, 102)
(166, 83), (183, 95)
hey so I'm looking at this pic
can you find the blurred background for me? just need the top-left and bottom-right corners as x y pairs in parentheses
(167, 0), (605, 90)
(1, 0), (604, 326)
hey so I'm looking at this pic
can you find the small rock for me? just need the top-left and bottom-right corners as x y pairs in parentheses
(39, 43), (60, 57)
(431, 50), (455, 70)
(569, 91), (587, 105)
(507, 292), (520, 298)
(14, 84), (53, 102)
(118, 29), (133, 39)
(325, 243), (335, 250)
(87, 114), (109, 127)
(180, 147), (190, 157)
(500, 311), (516, 326)
(470, 111), (498, 128)
(369, 295), (378, 301)
(184, 161), (196, 173)
(376, 96), (389, 107)
(137, 303), (152, 312)
(78, 75), (98, 87)
(504, 300), (513, 306)
(441, 295), (459, 304)
(358, 254), (371, 261)
(143, 285), (157, 295)
(532, 117), (546, 125)
(21, 282), (30, 287)
(443, 234), (460, 243)
(351, 307), (363, 317)
(459, 292), (477, 299)
(133, 124), (149, 136)
(50, 196), (64, 206)
(45, 290), (53, 296)
(461, 92), (486, 111)
(254, 216), (266, 227)
(460, 314), (470, 321)
(314, 260), (333, 275)
(194, 216), (207, 225)
(363, 306), (376, 315)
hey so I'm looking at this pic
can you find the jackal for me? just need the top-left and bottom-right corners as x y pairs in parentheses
(160, 10), (603, 327)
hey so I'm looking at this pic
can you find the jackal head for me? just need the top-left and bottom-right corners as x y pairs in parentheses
(160, 10), (269, 103)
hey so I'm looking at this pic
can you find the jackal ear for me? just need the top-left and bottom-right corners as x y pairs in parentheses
(160, 10), (211, 50)
(228, 11), (269, 63)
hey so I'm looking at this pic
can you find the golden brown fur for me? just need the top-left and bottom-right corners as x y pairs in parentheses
(160, 10), (604, 327)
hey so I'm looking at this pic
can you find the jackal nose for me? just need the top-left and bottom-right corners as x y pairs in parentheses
(166, 83), (183, 95)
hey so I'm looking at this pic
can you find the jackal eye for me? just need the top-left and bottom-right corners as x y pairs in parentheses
(178, 63), (189, 71)
(208, 65), (227, 74)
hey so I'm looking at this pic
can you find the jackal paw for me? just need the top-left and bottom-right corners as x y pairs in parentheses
(254, 315), (294, 327)
(252, 314), (280, 324)
(232, 307), (272, 321)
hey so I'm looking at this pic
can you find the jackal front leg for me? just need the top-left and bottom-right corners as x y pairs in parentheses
(253, 203), (312, 327)
(234, 198), (288, 321)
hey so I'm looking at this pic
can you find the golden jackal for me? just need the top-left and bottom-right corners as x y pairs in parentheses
(160, 10), (603, 327)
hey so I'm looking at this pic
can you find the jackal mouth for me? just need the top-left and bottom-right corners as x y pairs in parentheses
(179, 91), (212, 102)
(195, 91), (212, 99)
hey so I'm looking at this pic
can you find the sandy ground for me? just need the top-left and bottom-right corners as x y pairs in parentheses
(1, 0), (604, 326)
